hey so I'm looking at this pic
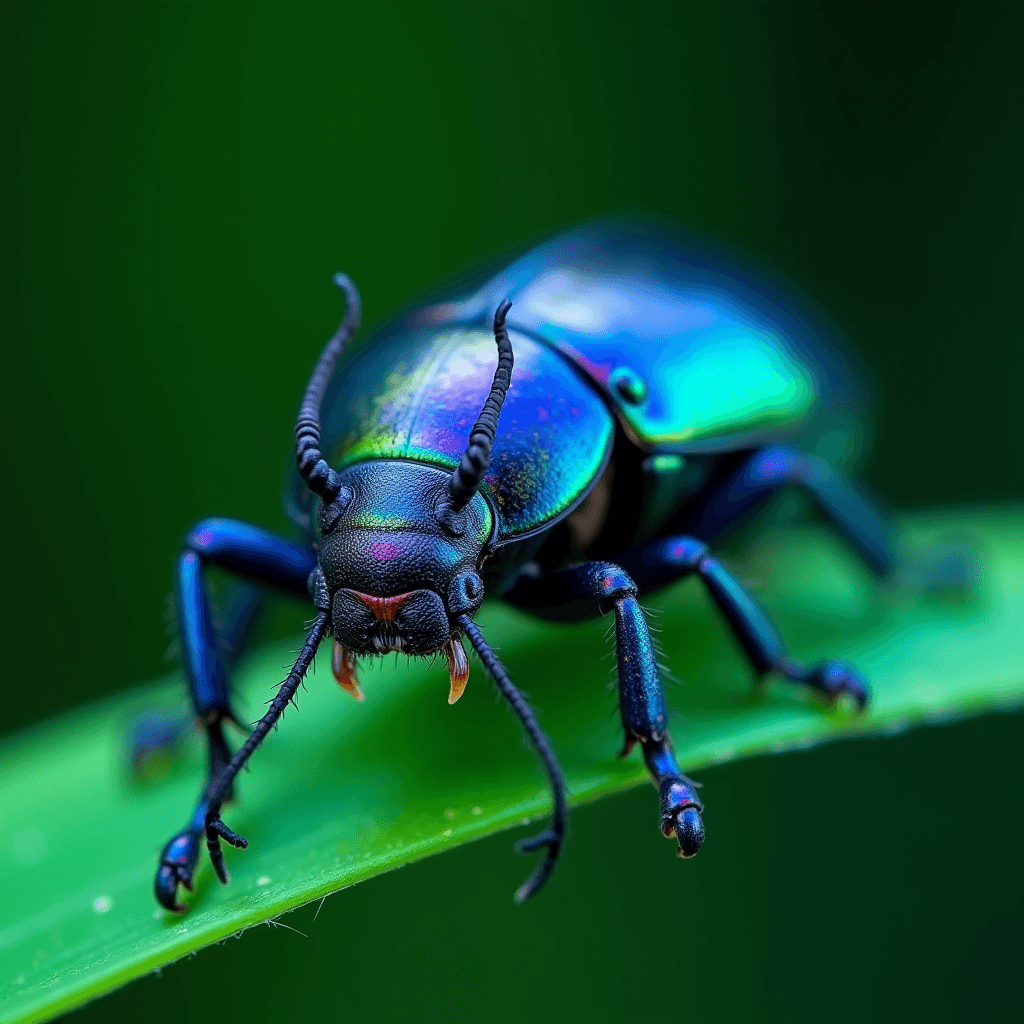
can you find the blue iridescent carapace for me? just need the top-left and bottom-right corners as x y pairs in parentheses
(298, 219), (867, 547)
(319, 323), (615, 543)
(456, 220), (863, 460)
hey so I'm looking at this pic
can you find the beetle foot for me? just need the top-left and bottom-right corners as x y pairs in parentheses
(154, 813), (249, 912)
(776, 656), (869, 709)
(905, 539), (978, 599)
(204, 815), (249, 885)
(658, 777), (705, 858)
(155, 828), (203, 912)
(129, 712), (191, 782)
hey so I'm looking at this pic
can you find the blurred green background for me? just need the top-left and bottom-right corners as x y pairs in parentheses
(3, 1), (1021, 1021)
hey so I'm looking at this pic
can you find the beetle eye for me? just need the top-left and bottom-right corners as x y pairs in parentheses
(320, 486), (353, 533)
(448, 571), (484, 615)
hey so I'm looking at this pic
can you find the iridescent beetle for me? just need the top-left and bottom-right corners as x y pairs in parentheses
(155, 220), (896, 912)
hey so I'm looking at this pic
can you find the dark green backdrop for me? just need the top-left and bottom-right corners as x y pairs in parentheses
(3, 2), (1021, 1022)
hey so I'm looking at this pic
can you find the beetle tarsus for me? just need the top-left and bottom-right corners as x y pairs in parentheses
(128, 711), (191, 781)
(203, 814), (247, 885)
(775, 656), (869, 708)
(155, 827), (204, 912)
(902, 538), (978, 597)
(208, 815), (249, 848)
(654, 771), (705, 858)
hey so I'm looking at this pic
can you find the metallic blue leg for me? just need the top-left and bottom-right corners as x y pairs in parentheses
(177, 518), (315, 728)
(130, 581), (265, 780)
(691, 445), (894, 577)
(155, 518), (317, 911)
(619, 535), (869, 706)
(505, 562), (705, 859)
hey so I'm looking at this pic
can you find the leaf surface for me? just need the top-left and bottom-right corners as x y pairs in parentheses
(2, 510), (1021, 1024)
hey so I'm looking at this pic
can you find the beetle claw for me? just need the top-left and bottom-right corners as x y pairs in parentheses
(657, 776), (705, 858)
(155, 827), (204, 912)
(204, 814), (248, 885)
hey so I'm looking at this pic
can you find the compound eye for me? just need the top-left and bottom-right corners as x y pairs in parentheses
(320, 486), (353, 534)
(448, 571), (485, 616)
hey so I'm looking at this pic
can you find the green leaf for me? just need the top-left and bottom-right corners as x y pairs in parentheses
(2, 509), (1021, 1024)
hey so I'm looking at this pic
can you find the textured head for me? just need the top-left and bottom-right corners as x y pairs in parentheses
(316, 461), (492, 656)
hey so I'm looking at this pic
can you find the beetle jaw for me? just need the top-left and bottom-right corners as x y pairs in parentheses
(319, 569), (484, 661)
(331, 633), (472, 705)
(316, 566), (484, 704)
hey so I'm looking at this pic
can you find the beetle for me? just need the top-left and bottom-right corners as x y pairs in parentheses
(154, 219), (896, 912)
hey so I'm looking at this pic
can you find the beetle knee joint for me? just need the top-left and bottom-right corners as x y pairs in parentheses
(585, 562), (637, 611)
(183, 518), (227, 558)
(656, 537), (710, 571)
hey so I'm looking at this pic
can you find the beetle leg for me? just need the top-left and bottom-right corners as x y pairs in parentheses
(689, 445), (895, 577)
(504, 561), (706, 859)
(154, 518), (318, 912)
(131, 583), (264, 779)
(619, 535), (869, 707)
(157, 613), (330, 912)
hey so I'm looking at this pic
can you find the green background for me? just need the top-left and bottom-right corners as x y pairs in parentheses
(3, 2), (1021, 1021)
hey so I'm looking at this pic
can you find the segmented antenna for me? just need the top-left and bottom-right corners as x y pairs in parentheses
(295, 274), (361, 500)
(448, 300), (514, 510)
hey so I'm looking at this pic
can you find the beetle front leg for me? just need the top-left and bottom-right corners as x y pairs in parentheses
(619, 536), (869, 707)
(505, 562), (705, 858)
(156, 518), (318, 911)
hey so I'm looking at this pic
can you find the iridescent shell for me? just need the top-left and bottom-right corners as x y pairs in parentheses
(458, 220), (864, 461)
(296, 221), (865, 544)
(316, 322), (614, 544)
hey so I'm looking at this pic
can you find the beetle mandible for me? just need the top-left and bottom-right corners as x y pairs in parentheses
(153, 220), (895, 912)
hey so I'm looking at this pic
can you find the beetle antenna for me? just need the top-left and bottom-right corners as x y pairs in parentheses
(295, 274), (362, 500)
(457, 613), (568, 901)
(448, 300), (514, 510)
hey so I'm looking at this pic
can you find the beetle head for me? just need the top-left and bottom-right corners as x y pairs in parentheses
(316, 461), (491, 657)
